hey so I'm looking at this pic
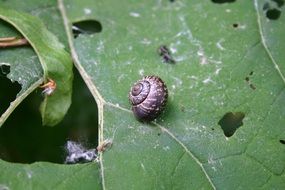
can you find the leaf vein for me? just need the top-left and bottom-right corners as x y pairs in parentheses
(254, 0), (285, 85)
(155, 123), (216, 190)
(57, 1), (106, 189)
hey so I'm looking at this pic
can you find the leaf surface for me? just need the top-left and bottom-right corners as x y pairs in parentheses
(62, 0), (285, 189)
(0, 160), (101, 190)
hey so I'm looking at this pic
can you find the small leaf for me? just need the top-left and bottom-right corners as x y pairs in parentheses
(0, 7), (73, 126)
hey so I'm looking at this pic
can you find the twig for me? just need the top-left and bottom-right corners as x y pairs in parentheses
(0, 37), (29, 48)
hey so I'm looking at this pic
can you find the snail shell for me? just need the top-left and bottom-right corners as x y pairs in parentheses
(129, 76), (168, 121)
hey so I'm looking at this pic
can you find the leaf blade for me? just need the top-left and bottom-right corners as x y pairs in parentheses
(61, 0), (285, 189)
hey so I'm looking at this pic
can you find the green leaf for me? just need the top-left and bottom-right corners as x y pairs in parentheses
(0, 159), (101, 190)
(60, 0), (285, 189)
(0, 0), (284, 189)
(0, 6), (73, 126)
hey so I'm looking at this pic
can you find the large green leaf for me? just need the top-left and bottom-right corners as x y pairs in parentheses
(0, 3), (73, 126)
(0, 0), (284, 189)
(61, 0), (285, 189)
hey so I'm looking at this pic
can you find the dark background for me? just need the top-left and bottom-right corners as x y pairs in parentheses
(0, 69), (98, 163)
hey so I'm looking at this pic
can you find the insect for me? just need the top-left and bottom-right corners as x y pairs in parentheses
(97, 139), (113, 152)
(40, 78), (56, 96)
(129, 76), (168, 121)
(158, 45), (175, 64)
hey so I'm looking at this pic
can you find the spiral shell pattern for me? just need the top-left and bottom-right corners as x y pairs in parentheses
(129, 76), (168, 121)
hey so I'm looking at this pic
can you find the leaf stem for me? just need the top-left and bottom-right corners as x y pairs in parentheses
(0, 37), (29, 47)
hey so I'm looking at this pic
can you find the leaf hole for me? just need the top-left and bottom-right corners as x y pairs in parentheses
(218, 112), (245, 137)
(245, 71), (256, 90)
(232, 23), (239, 28)
(264, 0), (284, 10)
(72, 19), (102, 38)
(272, 0), (285, 7)
(0, 65), (10, 76)
(211, 0), (236, 4)
(280, 140), (285, 144)
(266, 8), (281, 20)
(0, 65), (21, 115)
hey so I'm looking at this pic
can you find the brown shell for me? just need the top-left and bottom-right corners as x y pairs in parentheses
(129, 76), (168, 121)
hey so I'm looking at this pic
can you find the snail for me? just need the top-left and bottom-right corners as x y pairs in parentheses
(129, 76), (168, 121)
